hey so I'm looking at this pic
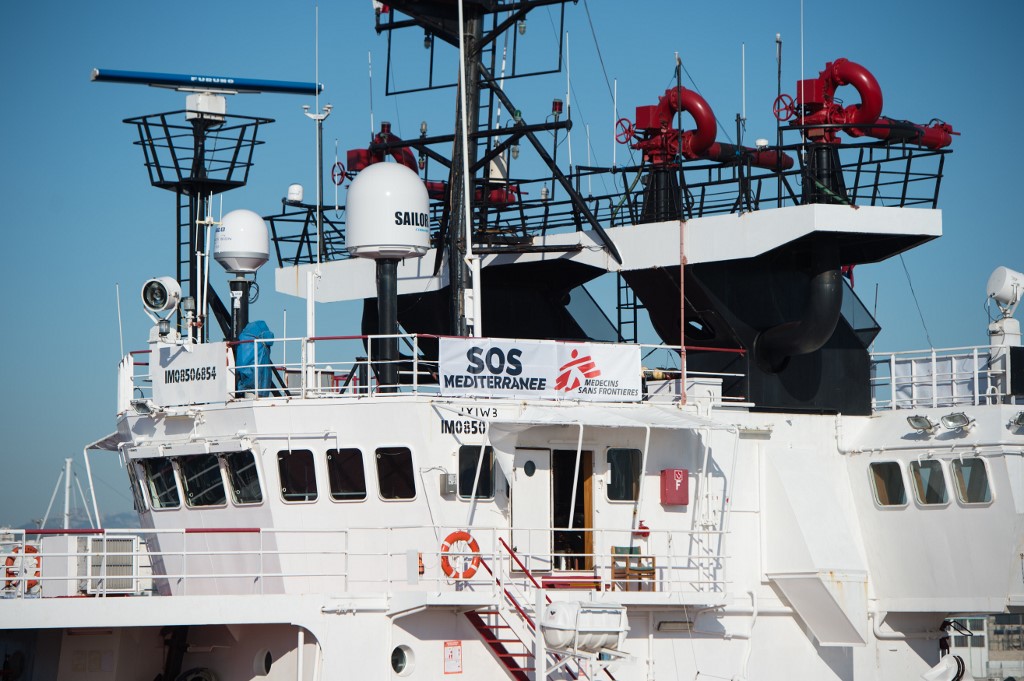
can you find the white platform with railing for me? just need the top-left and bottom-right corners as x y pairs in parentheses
(870, 344), (1021, 410)
(1, 525), (727, 604)
(122, 333), (750, 410)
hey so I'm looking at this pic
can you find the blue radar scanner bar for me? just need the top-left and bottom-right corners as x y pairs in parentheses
(91, 68), (322, 96)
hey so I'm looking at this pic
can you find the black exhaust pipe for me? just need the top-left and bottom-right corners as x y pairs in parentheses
(753, 248), (843, 373)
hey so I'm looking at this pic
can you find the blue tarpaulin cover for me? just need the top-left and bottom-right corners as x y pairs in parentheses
(236, 320), (274, 395)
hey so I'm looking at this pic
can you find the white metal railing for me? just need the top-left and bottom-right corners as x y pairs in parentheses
(0, 525), (727, 600)
(125, 335), (748, 407)
(870, 344), (1020, 410)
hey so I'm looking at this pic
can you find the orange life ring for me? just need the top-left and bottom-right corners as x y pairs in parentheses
(440, 531), (481, 580)
(5, 545), (40, 591)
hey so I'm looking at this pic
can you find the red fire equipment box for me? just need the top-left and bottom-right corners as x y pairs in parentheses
(660, 469), (689, 505)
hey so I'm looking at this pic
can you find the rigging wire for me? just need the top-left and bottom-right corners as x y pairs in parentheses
(899, 254), (935, 348)
(581, 0), (614, 103)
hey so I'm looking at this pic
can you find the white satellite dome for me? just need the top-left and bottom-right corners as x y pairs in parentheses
(346, 162), (430, 259)
(214, 209), (270, 274)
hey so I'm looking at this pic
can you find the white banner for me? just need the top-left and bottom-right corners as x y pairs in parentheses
(439, 338), (641, 402)
(152, 341), (233, 407)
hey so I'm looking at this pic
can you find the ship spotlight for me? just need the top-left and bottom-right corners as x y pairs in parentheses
(906, 415), (938, 434)
(1009, 411), (1024, 429)
(940, 412), (975, 432)
(142, 277), (181, 314)
(130, 399), (161, 417)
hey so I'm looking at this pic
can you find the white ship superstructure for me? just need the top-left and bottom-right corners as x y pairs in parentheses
(2, 4), (1022, 681)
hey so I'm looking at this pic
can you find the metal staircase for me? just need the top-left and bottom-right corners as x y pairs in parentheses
(464, 609), (534, 681)
(468, 538), (616, 681)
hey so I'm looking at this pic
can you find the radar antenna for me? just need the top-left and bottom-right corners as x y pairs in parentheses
(92, 68), (322, 340)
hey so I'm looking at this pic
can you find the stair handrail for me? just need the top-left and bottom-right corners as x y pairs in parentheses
(490, 538), (616, 681)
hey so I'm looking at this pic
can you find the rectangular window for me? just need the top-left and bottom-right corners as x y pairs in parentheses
(142, 458), (180, 509)
(278, 449), (318, 502)
(910, 460), (948, 505)
(223, 450), (262, 505)
(952, 457), (992, 504)
(178, 454), (227, 507)
(376, 447), (416, 500)
(458, 445), (494, 499)
(607, 448), (641, 501)
(869, 462), (907, 506)
(327, 448), (367, 501)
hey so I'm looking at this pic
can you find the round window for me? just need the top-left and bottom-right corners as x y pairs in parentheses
(523, 461), (536, 477)
(391, 645), (414, 676)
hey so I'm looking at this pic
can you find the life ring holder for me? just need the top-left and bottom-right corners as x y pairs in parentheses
(5, 545), (40, 591)
(440, 531), (481, 580)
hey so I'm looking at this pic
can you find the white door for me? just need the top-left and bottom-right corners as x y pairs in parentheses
(510, 448), (551, 572)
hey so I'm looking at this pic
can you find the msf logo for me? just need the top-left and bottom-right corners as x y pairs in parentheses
(554, 349), (601, 392)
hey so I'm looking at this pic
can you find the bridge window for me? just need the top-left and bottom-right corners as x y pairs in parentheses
(376, 447), (416, 500)
(951, 457), (992, 504)
(459, 445), (494, 499)
(327, 448), (367, 501)
(910, 460), (948, 505)
(179, 454), (227, 507)
(278, 449), (318, 502)
(141, 458), (180, 509)
(869, 462), (907, 506)
(607, 448), (641, 501)
(224, 450), (262, 505)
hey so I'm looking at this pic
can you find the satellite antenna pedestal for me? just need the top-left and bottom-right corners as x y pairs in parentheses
(376, 258), (400, 390)
(229, 277), (252, 340)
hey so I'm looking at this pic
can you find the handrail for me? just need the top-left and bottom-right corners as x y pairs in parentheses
(125, 334), (739, 407)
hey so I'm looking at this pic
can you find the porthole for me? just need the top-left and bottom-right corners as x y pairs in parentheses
(524, 460), (536, 477)
(252, 650), (273, 676)
(391, 645), (415, 676)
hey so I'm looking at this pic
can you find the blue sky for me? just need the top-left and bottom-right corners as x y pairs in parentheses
(1, 0), (1020, 524)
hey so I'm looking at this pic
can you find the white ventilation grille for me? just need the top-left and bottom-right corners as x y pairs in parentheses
(85, 537), (140, 594)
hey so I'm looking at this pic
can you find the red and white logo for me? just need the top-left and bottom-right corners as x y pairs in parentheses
(554, 349), (601, 392)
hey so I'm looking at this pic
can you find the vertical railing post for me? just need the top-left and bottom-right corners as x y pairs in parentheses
(413, 335), (419, 395)
(300, 337), (309, 394)
(973, 348), (980, 406)
(889, 353), (897, 410)
(931, 349), (938, 408)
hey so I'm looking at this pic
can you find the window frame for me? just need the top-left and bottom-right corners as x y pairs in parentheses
(326, 448), (368, 503)
(375, 446), (417, 501)
(139, 458), (182, 511)
(128, 462), (150, 513)
(457, 445), (495, 500)
(177, 454), (229, 509)
(909, 459), (950, 507)
(605, 447), (642, 503)
(950, 457), (994, 506)
(868, 461), (908, 508)
(222, 449), (264, 506)
(277, 449), (319, 503)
